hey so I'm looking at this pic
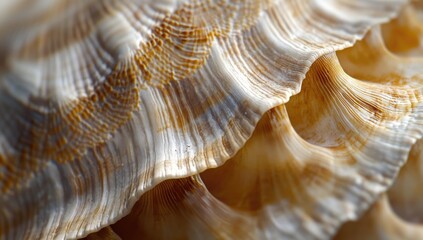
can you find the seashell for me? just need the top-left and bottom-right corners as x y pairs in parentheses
(332, 7), (423, 239)
(333, 140), (423, 240)
(107, 3), (423, 239)
(1, 0), (422, 239)
(110, 47), (423, 239)
(332, 8), (423, 237)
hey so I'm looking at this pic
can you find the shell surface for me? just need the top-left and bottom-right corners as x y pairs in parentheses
(1, 0), (423, 239)
(334, 141), (423, 240)
(334, 4), (423, 239)
(111, 48), (423, 239)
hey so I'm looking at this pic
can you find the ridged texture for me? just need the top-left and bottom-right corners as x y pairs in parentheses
(334, 141), (423, 240)
(98, 2), (423, 239)
(111, 48), (423, 239)
(334, 4), (423, 239)
(0, 0), (414, 239)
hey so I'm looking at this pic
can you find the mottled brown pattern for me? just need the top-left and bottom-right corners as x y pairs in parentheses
(0, 0), (266, 194)
(0, 65), (139, 192)
(135, 0), (267, 87)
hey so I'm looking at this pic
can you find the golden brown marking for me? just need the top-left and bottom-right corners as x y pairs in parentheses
(1, 65), (139, 192)
(1, 0), (269, 196)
